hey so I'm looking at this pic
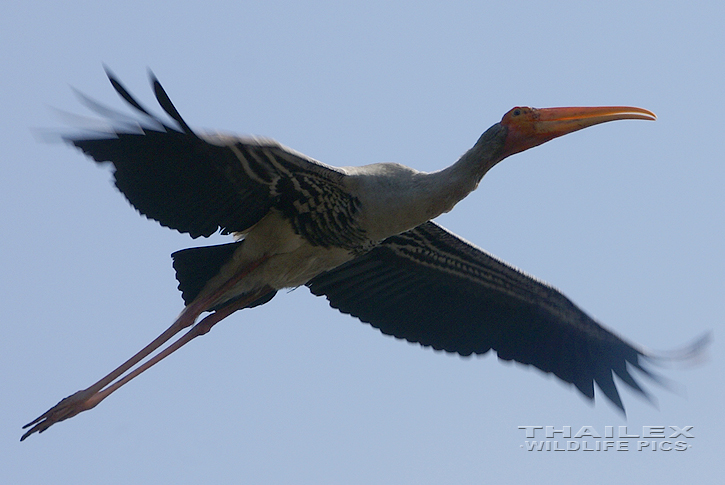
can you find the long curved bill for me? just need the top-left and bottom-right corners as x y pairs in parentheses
(535, 106), (656, 126)
(500, 105), (656, 158)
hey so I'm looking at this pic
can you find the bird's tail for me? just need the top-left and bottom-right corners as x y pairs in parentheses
(171, 241), (244, 306)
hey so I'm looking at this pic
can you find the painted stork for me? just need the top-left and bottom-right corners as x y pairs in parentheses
(21, 70), (700, 441)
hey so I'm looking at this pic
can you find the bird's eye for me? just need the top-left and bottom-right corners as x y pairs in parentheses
(513, 109), (521, 116)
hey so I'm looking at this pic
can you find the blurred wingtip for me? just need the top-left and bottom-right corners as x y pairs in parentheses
(146, 66), (158, 85)
(32, 105), (119, 145)
(648, 331), (713, 368)
(30, 126), (66, 144)
(102, 63), (115, 80)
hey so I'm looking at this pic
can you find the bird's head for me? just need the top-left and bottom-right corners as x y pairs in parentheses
(498, 106), (656, 160)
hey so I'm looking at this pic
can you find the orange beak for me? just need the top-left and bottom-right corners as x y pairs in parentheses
(499, 106), (656, 159)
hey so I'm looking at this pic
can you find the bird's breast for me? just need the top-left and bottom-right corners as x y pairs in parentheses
(217, 211), (357, 296)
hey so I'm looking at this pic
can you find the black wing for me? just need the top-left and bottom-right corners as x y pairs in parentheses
(68, 70), (362, 243)
(307, 221), (656, 411)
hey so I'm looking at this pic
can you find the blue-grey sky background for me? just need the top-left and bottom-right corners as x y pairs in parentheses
(2, 1), (723, 483)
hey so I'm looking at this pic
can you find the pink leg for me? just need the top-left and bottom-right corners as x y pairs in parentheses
(21, 257), (272, 441)
(79, 288), (272, 411)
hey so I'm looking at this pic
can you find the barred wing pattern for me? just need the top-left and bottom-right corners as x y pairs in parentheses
(308, 221), (654, 410)
(70, 72), (365, 247)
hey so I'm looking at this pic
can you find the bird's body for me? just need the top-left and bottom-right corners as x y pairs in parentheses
(212, 209), (352, 296)
(21, 70), (706, 441)
(188, 125), (501, 302)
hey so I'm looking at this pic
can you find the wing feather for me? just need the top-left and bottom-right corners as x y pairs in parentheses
(308, 221), (654, 411)
(67, 71), (361, 242)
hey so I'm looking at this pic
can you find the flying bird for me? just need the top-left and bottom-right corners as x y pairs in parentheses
(21, 70), (700, 441)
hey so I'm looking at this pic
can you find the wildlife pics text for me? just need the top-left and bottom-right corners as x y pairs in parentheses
(518, 425), (695, 452)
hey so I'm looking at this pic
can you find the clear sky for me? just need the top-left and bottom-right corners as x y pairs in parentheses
(2, 1), (723, 483)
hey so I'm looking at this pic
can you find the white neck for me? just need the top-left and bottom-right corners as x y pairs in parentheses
(354, 123), (508, 241)
(417, 123), (508, 217)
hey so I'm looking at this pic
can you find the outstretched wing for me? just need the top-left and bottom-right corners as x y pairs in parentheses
(307, 221), (656, 411)
(68, 70), (362, 244)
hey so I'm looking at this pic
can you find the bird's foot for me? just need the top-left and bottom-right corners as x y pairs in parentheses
(21, 388), (104, 441)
